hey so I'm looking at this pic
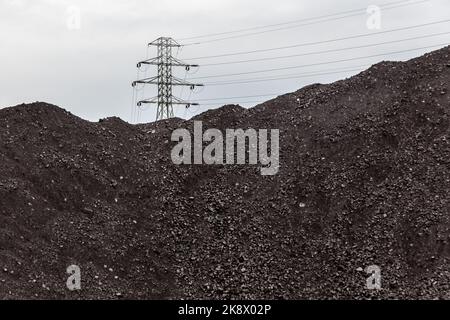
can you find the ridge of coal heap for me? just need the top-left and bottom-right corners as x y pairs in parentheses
(0, 46), (449, 299)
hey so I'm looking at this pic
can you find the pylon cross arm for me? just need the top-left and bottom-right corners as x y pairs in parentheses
(132, 76), (158, 87)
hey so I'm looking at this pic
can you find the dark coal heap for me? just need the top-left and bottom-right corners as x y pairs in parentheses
(0, 47), (449, 299)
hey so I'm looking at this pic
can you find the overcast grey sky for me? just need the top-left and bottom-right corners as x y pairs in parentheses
(0, 0), (449, 123)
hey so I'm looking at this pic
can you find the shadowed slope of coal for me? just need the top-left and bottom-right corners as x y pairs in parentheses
(0, 46), (449, 299)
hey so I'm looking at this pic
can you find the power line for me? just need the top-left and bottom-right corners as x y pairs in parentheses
(172, 1), (440, 113)
(178, 0), (419, 41)
(177, 3), (392, 41)
(204, 67), (366, 86)
(204, 64), (368, 84)
(186, 19), (450, 61)
(181, 0), (430, 45)
(200, 100), (267, 107)
(178, 0), (428, 42)
(188, 66), (369, 101)
(188, 43), (449, 80)
(195, 93), (285, 102)
(200, 31), (450, 67)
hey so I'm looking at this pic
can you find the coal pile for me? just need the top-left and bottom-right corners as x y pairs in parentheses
(0, 46), (449, 300)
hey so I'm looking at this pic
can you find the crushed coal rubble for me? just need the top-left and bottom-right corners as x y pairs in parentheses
(0, 46), (449, 300)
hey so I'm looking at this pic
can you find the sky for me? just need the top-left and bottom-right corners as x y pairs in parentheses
(0, 0), (449, 123)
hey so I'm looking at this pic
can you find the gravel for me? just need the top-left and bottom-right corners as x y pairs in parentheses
(0, 46), (449, 299)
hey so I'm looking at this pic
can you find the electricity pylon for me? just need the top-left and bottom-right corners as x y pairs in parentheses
(132, 37), (203, 121)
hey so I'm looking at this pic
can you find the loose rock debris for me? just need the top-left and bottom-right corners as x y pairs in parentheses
(0, 46), (449, 299)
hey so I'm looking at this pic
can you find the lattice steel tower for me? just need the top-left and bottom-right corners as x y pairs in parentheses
(132, 37), (203, 121)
